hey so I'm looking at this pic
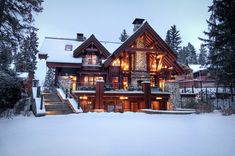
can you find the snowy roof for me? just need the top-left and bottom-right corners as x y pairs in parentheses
(17, 72), (29, 79)
(40, 37), (83, 64)
(188, 64), (207, 73)
(39, 37), (122, 64)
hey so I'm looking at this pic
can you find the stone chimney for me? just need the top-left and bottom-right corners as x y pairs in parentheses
(132, 18), (145, 32)
(77, 33), (86, 41)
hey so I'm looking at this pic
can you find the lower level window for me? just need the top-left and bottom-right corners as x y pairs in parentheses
(84, 76), (103, 86)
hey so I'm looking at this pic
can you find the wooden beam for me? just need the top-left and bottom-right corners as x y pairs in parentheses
(144, 31), (146, 48)
(126, 47), (159, 52)
(85, 48), (99, 52)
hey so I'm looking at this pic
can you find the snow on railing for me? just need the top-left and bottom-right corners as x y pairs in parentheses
(32, 86), (46, 116)
(57, 83), (83, 113)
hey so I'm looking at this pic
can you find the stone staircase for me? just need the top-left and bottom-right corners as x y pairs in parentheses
(43, 92), (73, 115)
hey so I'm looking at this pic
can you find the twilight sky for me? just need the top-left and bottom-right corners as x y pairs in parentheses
(35, 0), (212, 51)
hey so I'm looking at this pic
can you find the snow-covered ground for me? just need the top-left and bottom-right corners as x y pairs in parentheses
(0, 112), (235, 156)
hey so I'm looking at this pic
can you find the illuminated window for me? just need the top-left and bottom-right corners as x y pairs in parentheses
(84, 54), (98, 65)
(159, 79), (165, 92)
(121, 53), (129, 71)
(84, 76), (102, 86)
(150, 76), (155, 87)
(123, 77), (128, 90)
(150, 54), (157, 71)
(111, 77), (119, 90)
(112, 58), (120, 66)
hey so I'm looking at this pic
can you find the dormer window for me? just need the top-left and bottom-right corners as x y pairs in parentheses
(65, 44), (73, 51)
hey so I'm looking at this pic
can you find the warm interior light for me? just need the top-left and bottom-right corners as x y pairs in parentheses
(80, 96), (88, 100)
(159, 79), (165, 92)
(169, 66), (173, 70)
(157, 55), (163, 71)
(120, 96), (128, 100)
(156, 97), (162, 100)
(112, 58), (120, 66)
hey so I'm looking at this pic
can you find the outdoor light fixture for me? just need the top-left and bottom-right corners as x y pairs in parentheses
(120, 96), (128, 100)
(156, 97), (162, 100)
(80, 96), (88, 100)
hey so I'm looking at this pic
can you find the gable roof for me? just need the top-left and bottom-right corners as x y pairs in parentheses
(73, 34), (111, 58)
(103, 22), (184, 75)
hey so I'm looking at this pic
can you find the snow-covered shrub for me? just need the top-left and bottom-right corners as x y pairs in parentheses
(0, 69), (23, 113)
(43, 68), (55, 92)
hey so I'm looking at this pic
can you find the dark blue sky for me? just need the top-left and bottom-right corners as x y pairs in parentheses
(35, 0), (212, 51)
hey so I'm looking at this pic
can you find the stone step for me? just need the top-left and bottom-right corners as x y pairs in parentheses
(45, 103), (70, 110)
(44, 94), (61, 102)
(46, 110), (72, 115)
(42, 92), (73, 115)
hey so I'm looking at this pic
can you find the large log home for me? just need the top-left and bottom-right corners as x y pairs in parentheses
(39, 18), (184, 112)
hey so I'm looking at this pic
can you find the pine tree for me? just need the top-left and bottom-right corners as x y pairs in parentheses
(44, 68), (55, 91)
(187, 42), (197, 64)
(178, 46), (188, 64)
(0, 0), (43, 111)
(200, 0), (235, 86)
(198, 44), (207, 66)
(0, 0), (43, 51)
(0, 42), (12, 70)
(15, 29), (39, 74)
(0, 69), (23, 111)
(165, 25), (182, 55)
(119, 29), (129, 42)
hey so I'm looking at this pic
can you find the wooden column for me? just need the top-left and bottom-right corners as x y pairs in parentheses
(146, 52), (150, 72)
(95, 80), (104, 110)
(129, 52), (132, 71)
(141, 81), (151, 109)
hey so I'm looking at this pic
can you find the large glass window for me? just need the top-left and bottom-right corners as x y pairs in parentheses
(150, 54), (157, 71)
(83, 76), (103, 86)
(112, 58), (120, 66)
(84, 54), (97, 65)
(121, 53), (129, 71)
(123, 77), (128, 90)
(111, 76), (119, 90)
(150, 76), (155, 87)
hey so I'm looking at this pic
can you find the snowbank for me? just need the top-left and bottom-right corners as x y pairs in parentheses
(0, 113), (234, 156)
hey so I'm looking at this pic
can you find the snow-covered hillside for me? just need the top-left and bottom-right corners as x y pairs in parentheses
(0, 113), (235, 156)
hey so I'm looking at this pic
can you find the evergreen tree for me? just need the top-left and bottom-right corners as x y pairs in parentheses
(0, 0), (43, 52)
(178, 46), (188, 64)
(0, 0), (43, 111)
(0, 43), (12, 70)
(15, 29), (39, 74)
(187, 42), (198, 64)
(119, 29), (129, 42)
(0, 69), (23, 111)
(44, 68), (55, 91)
(178, 43), (197, 64)
(198, 44), (207, 66)
(200, 0), (235, 86)
(165, 25), (182, 55)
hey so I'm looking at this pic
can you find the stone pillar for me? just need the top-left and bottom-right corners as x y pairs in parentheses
(141, 81), (151, 109)
(95, 80), (104, 110)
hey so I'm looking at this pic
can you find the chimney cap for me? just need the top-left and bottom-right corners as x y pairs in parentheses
(132, 18), (145, 24)
(77, 33), (85, 41)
